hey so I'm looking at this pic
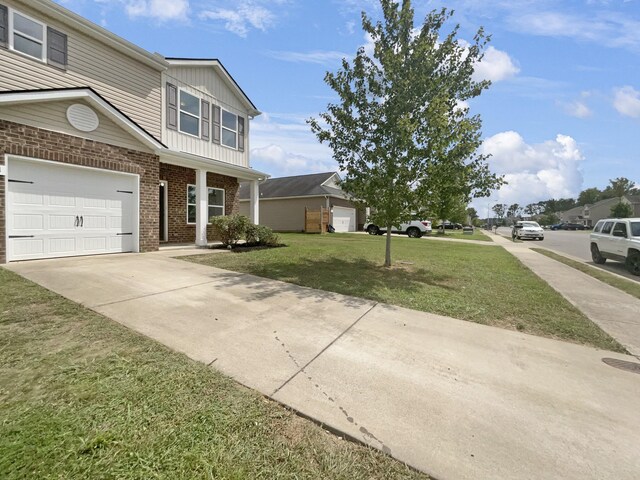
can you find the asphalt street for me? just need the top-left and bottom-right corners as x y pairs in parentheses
(496, 227), (640, 282)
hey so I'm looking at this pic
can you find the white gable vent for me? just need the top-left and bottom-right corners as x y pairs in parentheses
(66, 104), (100, 132)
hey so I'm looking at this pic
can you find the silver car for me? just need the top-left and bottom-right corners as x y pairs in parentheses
(512, 221), (544, 241)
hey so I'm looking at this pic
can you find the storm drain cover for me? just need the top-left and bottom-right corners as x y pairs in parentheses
(602, 357), (640, 374)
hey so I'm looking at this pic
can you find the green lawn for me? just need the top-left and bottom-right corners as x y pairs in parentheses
(187, 233), (624, 352)
(428, 229), (492, 242)
(532, 248), (640, 300)
(0, 268), (426, 480)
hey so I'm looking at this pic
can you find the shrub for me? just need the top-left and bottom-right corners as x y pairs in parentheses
(245, 224), (279, 246)
(210, 214), (250, 246)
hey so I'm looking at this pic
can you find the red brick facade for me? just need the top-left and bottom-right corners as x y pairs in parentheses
(0, 119), (160, 262)
(159, 162), (240, 243)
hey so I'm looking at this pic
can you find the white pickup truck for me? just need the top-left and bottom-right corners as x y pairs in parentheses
(590, 218), (640, 275)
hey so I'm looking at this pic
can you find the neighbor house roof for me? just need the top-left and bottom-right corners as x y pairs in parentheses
(239, 172), (348, 200)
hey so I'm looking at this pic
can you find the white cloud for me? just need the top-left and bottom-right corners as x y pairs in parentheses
(561, 100), (592, 118)
(473, 46), (520, 82)
(480, 131), (584, 206)
(613, 86), (640, 118)
(267, 50), (348, 65)
(125, 0), (189, 21)
(250, 113), (336, 177)
(199, 3), (275, 37)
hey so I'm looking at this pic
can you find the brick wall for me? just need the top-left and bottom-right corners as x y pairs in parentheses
(0, 120), (159, 262)
(159, 163), (240, 244)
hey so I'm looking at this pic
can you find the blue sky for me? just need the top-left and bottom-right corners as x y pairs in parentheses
(56, 0), (640, 212)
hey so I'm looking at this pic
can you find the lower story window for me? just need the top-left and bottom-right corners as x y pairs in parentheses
(187, 185), (225, 223)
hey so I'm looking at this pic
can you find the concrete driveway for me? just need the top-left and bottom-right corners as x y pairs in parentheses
(7, 251), (640, 480)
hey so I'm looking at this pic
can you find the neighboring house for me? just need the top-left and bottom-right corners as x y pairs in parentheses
(558, 195), (640, 226)
(0, 0), (267, 263)
(238, 172), (364, 232)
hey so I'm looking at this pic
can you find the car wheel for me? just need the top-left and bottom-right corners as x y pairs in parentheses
(590, 244), (606, 264)
(625, 251), (640, 276)
(407, 227), (421, 238)
(366, 225), (379, 235)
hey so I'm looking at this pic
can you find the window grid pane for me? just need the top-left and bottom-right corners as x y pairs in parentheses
(14, 13), (43, 41)
(222, 128), (237, 148)
(222, 110), (237, 130)
(14, 33), (42, 58)
(180, 91), (200, 116)
(209, 206), (224, 218)
(180, 112), (199, 136)
(208, 188), (224, 207)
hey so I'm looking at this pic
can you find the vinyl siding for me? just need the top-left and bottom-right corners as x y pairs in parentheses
(239, 196), (363, 232)
(163, 67), (250, 167)
(0, 0), (162, 138)
(0, 99), (153, 152)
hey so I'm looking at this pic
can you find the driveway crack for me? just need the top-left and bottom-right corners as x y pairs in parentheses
(271, 302), (378, 397)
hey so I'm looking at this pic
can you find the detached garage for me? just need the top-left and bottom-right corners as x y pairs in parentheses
(239, 172), (364, 232)
(6, 158), (139, 261)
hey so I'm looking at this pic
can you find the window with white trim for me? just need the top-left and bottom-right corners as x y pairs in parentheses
(179, 90), (200, 137)
(11, 10), (45, 60)
(187, 185), (225, 224)
(221, 109), (237, 149)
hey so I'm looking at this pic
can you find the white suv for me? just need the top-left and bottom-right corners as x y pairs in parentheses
(590, 218), (640, 275)
(512, 221), (544, 241)
(364, 220), (432, 238)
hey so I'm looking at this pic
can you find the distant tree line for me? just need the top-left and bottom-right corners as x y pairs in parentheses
(490, 177), (638, 225)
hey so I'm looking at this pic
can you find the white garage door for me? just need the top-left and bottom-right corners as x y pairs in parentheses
(7, 158), (138, 261)
(332, 206), (356, 232)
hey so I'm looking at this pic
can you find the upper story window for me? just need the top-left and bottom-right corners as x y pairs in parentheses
(13, 11), (44, 60)
(179, 90), (200, 137)
(0, 5), (68, 69)
(221, 110), (237, 149)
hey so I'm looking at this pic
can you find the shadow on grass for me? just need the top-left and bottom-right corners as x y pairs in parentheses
(183, 255), (458, 309)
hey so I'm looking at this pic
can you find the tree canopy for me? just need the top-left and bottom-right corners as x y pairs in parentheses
(309, 0), (503, 266)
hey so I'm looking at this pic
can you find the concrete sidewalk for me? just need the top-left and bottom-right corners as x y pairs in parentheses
(490, 232), (640, 357)
(6, 252), (640, 480)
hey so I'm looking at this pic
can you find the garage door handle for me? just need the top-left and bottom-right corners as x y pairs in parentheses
(74, 216), (79, 227)
(80, 216), (83, 227)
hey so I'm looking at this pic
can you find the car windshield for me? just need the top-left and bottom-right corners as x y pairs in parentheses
(631, 222), (640, 237)
(520, 222), (540, 228)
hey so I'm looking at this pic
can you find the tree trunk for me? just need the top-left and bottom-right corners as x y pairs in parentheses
(384, 226), (392, 267)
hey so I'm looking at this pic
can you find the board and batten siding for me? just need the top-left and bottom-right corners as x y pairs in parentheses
(0, 99), (153, 153)
(163, 68), (250, 168)
(0, 0), (162, 138)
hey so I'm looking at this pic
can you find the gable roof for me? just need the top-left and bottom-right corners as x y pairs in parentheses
(0, 87), (166, 150)
(165, 58), (260, 117)
(239, 172), (347, 200)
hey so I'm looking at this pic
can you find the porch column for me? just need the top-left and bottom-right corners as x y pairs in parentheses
(195, 168), (208, 246)
(249, 179), (260, 225)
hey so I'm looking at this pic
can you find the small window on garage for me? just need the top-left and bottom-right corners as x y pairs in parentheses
(187, 185), (225, 224)
(601, 221), (614, 234)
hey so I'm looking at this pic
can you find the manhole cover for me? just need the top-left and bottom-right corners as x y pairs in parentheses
(602, 357), (640, 374)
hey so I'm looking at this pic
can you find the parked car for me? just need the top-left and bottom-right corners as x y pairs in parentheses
(590, 218), (640, 275)
(512, 221), (544, 241)
(364, 220), (431, 238)
(551, 222), (587, 231)
(435, 221), (463, 230)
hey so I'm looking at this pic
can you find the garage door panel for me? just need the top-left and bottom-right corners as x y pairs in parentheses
(49, 214), (77, 230)
(50, 238), (76, 254)
(13, 214), (44, 230)
(7, 159), (138, 261)
(12, 238), (45, 257)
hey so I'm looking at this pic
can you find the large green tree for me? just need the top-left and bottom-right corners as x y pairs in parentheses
(610, 201), (634, 218)
(577, 187), (601, 206)
(309, 1), (503, 266)
(601, 177), (638, 200)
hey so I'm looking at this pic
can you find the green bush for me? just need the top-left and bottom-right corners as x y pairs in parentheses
(245, 224), (279, 246)
(210, 214), (250, 246)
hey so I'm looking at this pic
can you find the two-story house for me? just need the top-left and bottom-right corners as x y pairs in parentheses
(0, 0), (266, 263)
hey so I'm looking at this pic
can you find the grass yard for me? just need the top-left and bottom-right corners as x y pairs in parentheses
(0, 268), (427, 480)
(429, 229), (492, 242)
(187, 233), (624, 352)
(532, 248), (640, 300)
